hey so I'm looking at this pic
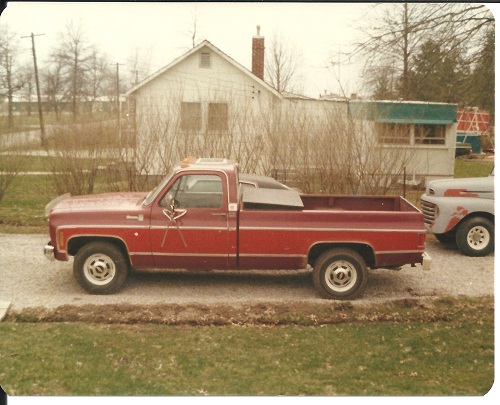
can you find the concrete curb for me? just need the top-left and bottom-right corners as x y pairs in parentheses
(0, 301), (11, 322)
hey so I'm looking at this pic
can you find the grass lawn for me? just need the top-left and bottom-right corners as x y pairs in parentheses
(0, 297), (494, 396)
(0, 175), (54, 230)
(454, 158), (494, 178)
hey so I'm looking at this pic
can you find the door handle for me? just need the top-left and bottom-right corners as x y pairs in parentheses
(212, 213), (227, 218)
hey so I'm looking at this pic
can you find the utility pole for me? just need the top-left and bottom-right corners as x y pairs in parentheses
(22, 33), (46, 147)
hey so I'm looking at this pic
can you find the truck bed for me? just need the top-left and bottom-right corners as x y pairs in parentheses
(300, 194), (419, 212)
(241, 186), (419, 213)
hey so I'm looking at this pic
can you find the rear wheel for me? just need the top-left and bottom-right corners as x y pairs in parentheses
(73, 242), (129, 294)
(456, 217), (494, 257)
(313, 248), (368, 300)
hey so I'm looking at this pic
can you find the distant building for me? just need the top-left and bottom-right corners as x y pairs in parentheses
(456, 107), (492, 153)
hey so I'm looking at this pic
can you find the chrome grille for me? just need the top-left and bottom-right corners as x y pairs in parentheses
(420, 199), (436, 224)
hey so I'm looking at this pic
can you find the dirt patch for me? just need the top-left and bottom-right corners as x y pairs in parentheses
(6, 296), (493, 326)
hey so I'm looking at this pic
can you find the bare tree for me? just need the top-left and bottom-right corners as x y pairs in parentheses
(0, 26), (25, 128)
(125, 46), (154, 89)
(353, 3), (494, 100)
(188, 5), (200, 48)
(0, 134), (23, 202)
(46, 120), (116, 195)
(51, 21), (92, 120)
(18, 64), (35, 116)
(265, 33), (302, 93)
(87, 46), (112, 115)
(43, 53), (66, 120)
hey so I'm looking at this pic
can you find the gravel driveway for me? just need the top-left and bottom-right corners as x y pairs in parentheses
(0, 234), (494, 311)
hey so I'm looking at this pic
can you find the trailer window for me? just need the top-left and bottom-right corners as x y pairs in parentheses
(376, 123), (411, 145)
(414, 124), (446, 145)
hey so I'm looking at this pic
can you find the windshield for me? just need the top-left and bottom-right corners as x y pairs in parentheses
(143, 170), (174, 206)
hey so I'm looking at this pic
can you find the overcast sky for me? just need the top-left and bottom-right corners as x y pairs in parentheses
(0, 1), (389, 98)
(1, 2), (498, 97)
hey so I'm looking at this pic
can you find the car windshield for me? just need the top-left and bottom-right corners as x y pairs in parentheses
(143, 170), (174, 206)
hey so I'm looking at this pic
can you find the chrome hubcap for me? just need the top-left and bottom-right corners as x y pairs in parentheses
(83, 254), (116, 285)
(324, 260), (357, 292)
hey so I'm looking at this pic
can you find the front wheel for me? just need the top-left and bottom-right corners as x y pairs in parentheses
(73, 242), (129, 294)
(456, 217), (494, 257)
(312, 248), (368, 300)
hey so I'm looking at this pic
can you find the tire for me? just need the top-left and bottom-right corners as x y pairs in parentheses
(455, 217), (494, 257)
(435, 232), (456, 245)
(312, 248), (368, 300)
(73, 242), (129, 294)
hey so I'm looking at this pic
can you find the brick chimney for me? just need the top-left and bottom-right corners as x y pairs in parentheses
(252, 25), (265, 80)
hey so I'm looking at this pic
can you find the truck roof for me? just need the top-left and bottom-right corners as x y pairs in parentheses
(176, 157), (235, 169)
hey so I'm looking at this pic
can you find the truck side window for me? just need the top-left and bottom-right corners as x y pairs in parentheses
(161, 174), (223, 209)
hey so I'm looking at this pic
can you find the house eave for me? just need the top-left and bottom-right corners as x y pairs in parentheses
(125, 40), (283, 99)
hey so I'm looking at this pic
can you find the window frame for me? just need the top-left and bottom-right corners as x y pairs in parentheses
(159, 174), (224, 209)
(414, 124), (446, 145)
(376, 123), (411, 145)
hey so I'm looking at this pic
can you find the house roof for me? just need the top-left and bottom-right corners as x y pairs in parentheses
(125, 40), (282, 99)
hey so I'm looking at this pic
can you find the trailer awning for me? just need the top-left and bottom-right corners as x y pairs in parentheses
(349, 101), (458, 125)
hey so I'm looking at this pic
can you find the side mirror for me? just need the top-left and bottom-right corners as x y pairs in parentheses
(163, 195), (182, 220)
(165, 195), (177, 215)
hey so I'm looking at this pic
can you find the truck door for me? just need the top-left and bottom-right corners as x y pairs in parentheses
(149, 172), (230, 269)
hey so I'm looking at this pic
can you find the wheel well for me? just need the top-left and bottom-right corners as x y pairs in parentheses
(456, 212), (494, 230)
(308, 243), (376, 268)
(67, 236), (130, 262)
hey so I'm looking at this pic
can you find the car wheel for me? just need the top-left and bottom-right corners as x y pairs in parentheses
(313, 248), (368, 300)
(73, 242), (129, 294)
(456, 217), (494, 257)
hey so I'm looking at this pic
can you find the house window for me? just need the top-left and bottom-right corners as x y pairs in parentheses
(414, 124), (446, 145)
(200, 51), (211, 68)
(180, 102), (201, 131)
(376, 123), (411, 145)
(208, 103), (228, 132)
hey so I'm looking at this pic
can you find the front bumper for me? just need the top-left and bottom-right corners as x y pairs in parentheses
(44, 243), (55, 261)
(422, 251), (432, 271)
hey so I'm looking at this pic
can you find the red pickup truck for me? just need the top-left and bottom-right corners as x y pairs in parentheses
(44, 157), (431, 300)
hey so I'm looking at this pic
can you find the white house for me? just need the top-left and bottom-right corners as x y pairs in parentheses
(125, 31), (456, 193)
